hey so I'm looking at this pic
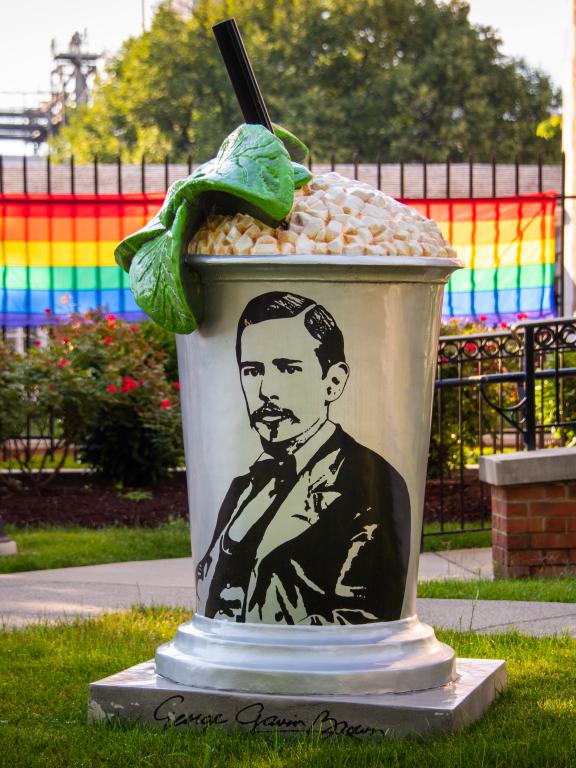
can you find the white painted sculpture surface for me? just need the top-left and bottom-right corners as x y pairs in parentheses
(156, 254), (462, 695)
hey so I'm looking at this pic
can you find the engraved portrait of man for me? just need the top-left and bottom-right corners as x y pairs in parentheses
(196, 291), (411, 625)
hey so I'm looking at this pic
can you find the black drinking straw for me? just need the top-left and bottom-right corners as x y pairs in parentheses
(212, 19), (273, 132)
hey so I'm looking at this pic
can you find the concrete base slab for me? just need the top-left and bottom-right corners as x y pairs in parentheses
(0, 539), (17, 556)
(88, 658), (506, 740)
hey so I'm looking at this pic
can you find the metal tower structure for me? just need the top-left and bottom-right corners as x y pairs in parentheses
(0, 31), (100, 148)
(50, 31), (100, 130)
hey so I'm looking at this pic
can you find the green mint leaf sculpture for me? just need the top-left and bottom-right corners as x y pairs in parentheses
(129, 203), (202, 335)
(115, 123), (310, 334)
(272, 123), (309, 165)
(292, 162), (313, 188)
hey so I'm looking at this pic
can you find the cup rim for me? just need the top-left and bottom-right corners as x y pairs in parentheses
(185, 253), (464, 270)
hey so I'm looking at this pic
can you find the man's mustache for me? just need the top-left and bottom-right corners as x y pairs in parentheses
(249, 402), (300, 427)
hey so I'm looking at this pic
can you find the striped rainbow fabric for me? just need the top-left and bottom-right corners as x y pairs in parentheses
(0, 192), (556, 327)
(405, 194), (557, 321)
(0, 194), (163, 327)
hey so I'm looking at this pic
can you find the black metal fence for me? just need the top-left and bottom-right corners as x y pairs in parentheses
(425, 316), (576, 540)
(2, 318), (576, 543)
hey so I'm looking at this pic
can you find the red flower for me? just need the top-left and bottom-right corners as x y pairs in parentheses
(464, 342), (476, 353)
(106, 385), (117, 393)
(62, 338), (70, 344)
(103, 336), (112, 345)
(440, 356), (448, 363)
(120, 376), (139, 393)
(129, 324), (138, 332)
(106, 313), (116, 321)
(500, 322), (508, 329)
(160, 399), (172, 409)
(173, 381), (180, 391)
(57, 358), (69, 368)
(516, 312), (528, 320)
(44, 307), (52, 315)
(479, 314), (488, 322)
(32, 340), (41, 347)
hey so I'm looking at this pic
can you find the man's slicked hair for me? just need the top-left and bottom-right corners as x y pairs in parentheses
(236, 292), (346, 376)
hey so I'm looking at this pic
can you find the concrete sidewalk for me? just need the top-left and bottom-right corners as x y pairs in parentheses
(0, 550), (574, 637)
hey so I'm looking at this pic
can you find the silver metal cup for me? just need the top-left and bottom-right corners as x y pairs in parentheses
(156, 254), (462, 695)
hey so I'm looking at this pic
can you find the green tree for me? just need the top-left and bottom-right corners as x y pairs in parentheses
(50, 0), (561, 163)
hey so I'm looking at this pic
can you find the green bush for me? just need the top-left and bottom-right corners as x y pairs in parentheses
(429, 318), (521, 477)
(1, 311), (183, 487)
(0, 333), (99, 487)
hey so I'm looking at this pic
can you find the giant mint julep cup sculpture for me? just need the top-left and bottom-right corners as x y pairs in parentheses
(115, 120), (463, 694)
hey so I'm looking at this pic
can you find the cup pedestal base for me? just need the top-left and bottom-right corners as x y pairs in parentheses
(88, 657), (506, 739)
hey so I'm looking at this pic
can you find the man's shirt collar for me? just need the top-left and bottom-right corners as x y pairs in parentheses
(254, 420), (336, 476)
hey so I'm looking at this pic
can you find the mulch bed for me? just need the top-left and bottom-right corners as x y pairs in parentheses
(1, 470), (490, 529)
(424, 472), (491, 525)
(1, 473), (188, 528)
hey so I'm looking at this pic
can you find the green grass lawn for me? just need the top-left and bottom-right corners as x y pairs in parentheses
(418, 577), (576, 603)
(1, 608), (575, 767)
(0, 520), (191, 574)
(422, 521), (492, 552)
(0, 520), (489, 575)
(0, 455), (90, 470)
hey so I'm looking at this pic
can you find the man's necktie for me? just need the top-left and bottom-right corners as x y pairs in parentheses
(248, 453), (298, 495)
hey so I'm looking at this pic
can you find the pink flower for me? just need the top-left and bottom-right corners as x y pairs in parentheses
(129, 324), (138, 332)
(440, 356), (448, 363)
(106, 385), (117, 393)
(44, 307), (52, 315)
(516, 312), (528, 320)
(479, 314), (488, 322)
(57, 358), (69, 368)
(103, 336), (112, 345)
(173, 381), (180, 391)
(160, 399), (172, 409)
(106, 313), (116, 321)
(32, 340), (41, 347)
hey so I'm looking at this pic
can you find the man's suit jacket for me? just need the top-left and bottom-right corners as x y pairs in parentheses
(196, 423), (411, 625)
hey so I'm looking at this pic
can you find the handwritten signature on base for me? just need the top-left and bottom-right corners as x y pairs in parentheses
(153, 696), (387, 740)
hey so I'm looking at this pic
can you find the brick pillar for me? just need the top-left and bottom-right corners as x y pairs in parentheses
(479, 449), (576, 579)
(491, 482), (576, 578)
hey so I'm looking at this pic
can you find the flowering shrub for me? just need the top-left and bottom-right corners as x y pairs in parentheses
(0, 332), (100, 487)
(0, 341), (27, 446)
(1, 311), (183, 487)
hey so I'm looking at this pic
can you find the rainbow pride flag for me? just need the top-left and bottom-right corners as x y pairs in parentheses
(0, 192), (556, 327)
(0, 194), (163, 327)
(405, 194), (557, 321)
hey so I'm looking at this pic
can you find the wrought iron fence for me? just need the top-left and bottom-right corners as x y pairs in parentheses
(2, 318), (576, 543)
(425, 316), (576, 541)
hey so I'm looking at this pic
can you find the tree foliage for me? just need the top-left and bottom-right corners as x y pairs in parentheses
(50, 0), (561, 163)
